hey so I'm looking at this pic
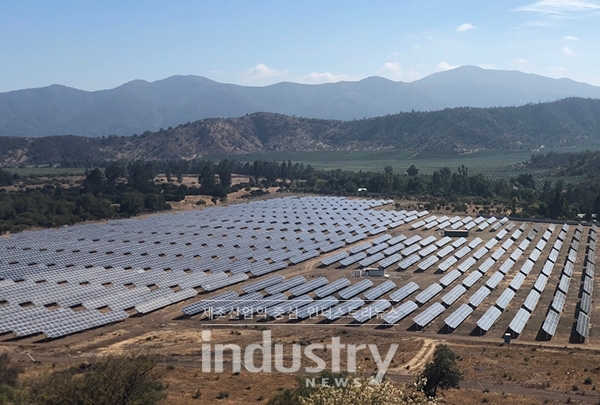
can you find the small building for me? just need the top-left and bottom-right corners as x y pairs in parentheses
(365, 267), (387, 277)
(444, 229), (469, 238)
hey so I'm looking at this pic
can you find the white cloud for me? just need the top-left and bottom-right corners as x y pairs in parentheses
(457, 23), (476, 32)
(376, 62), (404, 80)
(509, 58), (528, 68)
(242, 64), (286, 83)
(514, 0), (600, 15)
(436, 61), (459, 71)
(563, 35), (580, 40)
(300, 72), (354, 84)
(561, 45), (575, 55)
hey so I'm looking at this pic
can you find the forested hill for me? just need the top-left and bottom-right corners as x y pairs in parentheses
(2, 97), (600, 165)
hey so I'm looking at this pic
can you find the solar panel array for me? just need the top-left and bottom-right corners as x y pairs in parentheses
(0, 196), (397, 338)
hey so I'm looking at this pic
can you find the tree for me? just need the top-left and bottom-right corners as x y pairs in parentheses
(419, 344), (463, 397)
(406, 164), (419, 176)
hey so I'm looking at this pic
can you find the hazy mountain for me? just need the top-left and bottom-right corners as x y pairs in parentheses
(1, 66), (600, 138)
(2, 98), (600, 165)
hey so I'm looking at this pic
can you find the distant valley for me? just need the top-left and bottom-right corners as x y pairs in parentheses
(2, 66), (600, 138)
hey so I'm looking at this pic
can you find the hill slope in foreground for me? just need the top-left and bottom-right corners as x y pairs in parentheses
(1, 98), (600, 165)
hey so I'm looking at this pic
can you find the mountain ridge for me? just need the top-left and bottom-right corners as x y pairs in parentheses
(2, 66), (600, 138)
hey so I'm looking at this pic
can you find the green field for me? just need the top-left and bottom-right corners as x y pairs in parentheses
(222, 146), (594, 174)
(4, 167), (89, 176)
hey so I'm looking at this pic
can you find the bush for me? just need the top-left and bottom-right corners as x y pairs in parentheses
(23, 352), (166, 405)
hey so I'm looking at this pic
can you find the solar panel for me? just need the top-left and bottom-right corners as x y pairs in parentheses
(519, 239), (531, 251)
(444, 303), (474, 329)
(462, 271), (483, 288)
(557, 274), (571, 293)
(472, 247), (488, 260)
(383, 300), (418, 324)
(496, 289), (516, 310)
(438, 256), (458, 272)
(181, 291), (239, 316)
(413, 302), (446, 327)
(265, 294), (313, 318)
(265, 276), (306, 295)
(321, 252), (350, 266)
(452, 237), (467, 248)
(533, 274), (548, 292)
(563, 261), (574, 277)
(289, 277), (329, 296)
(436, 236), (452, 247)
(583, 276), (594, 295)
(478, 258), (495, 273)
(410, 220), (426, 229)
(509, 249), (523, 262)
(242, 275), (285, 293)
(477, 307), (502, 332)
(388, 235), (407, 246)
(469, 238), (483, 249)
(486, 271), (504, 289)
(339, 279), (374, 299)
(454, 246), (471, 259)
(313, 278), (351, 298)
(295, 295), (340, 319)
(491, 248), (506, 261)
(442, 285), (467, 306)
(324, 297), (365, 321)
(339, 252), (367, 267)
(378, 253), (401, 269)
(580, 292), (592, 315)
(359, 253), (385, 268)
(350, 243), (373, 255)
(415, 283), (443, 305)
(458, 257), (477, 272)
(417, 256), (439, 271)
(364, 280), (397, 301)
(440, 269), (461, 287)
(389, 282), (419, 303)
(352, 299), (391, 323)
(551, 290), (567, 313)
(499, 259), (515, 274)
(366, 243), (388, 255)
(508, 308), (531, 334)
(372, 234), (392, 245)
(468, 286), (492, 308)
(485, 238), (499, 250)
(523, 290), (541, 311)
(401, 244), (421, 257)
(403, 235), (422, 246)
(509, 272), (526, 291)
(541, 309), (560, 336)
(398, 254), (420, 270)
(576, 312), (590, 338)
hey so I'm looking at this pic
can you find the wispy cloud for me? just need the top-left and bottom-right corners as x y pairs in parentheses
(514, 0), (600, 15)
(563, 35), (580, 40)
(561, 45), (575, 55)
(242, 64), (286, 84)
(436, 61), (460, 71)
(376, 62), (403, 80)
(456, 23), (476, 32)
(300, 72), (354, 84)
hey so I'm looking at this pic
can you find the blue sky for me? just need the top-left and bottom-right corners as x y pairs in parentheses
(1, 0), (600, 92)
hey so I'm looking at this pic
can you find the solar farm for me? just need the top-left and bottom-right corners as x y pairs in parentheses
(0, 196), (597, 346)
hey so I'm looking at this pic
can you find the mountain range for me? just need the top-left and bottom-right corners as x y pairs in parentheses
(2, 66), (600, 138)
(2, 98), (600, 166)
